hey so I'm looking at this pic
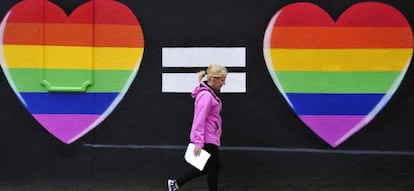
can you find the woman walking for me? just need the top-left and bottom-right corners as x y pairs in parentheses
(168, 64), (227, 191)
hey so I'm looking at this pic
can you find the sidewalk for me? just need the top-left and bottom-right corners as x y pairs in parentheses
(1, 181), (413, 191)
(1, 147), (413, 191)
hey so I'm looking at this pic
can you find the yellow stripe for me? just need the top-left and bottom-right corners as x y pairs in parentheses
(3, 45), (143, 70)
(267, 48), (412, 71)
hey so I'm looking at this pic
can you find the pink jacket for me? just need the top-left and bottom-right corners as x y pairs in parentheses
(190, 81), (222, 148)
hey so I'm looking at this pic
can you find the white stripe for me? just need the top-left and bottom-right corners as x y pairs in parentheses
(162, 47), (246, 67)
(82, 144), (414, 156)
(162, 72), (246, 93)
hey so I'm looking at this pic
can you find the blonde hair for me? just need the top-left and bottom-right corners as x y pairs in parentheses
(197, 64), (228, 82)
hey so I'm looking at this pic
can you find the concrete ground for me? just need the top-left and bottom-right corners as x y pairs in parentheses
(1, 146), (414, 191)
(0, 182), (412, 191)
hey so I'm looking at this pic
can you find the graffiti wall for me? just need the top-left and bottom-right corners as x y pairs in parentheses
(1, 0), (414, 189)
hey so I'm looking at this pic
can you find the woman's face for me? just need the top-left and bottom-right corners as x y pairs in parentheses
(210, 75), (227, 91)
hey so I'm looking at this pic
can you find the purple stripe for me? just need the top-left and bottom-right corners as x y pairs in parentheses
(299, 115), (374, 147)
(33, 114), (100, 144)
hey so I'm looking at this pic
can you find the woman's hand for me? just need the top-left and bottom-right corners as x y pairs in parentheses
(193, 145), (202, 157)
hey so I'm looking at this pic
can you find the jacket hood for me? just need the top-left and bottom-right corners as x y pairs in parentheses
(191, 81), (220, 100)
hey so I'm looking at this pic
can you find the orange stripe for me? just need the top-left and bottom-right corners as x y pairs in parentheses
(3, 23), (143, 47)
(94, 24), (144, 47)
(270, 27), (412, 48)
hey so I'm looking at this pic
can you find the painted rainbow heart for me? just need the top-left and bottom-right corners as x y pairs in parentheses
(0, 0), (144, 144)
(263, 2), (413, 147)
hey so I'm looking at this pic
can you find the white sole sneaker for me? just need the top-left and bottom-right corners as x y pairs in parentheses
(168, 179), (178, 191)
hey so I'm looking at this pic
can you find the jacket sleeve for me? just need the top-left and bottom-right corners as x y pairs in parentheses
(190, 91), (212, 148)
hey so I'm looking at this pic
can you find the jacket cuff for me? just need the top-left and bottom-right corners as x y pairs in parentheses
(192, 142), (204, 148)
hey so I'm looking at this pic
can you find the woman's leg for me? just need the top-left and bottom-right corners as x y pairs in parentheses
(176, 166), (204, 187)
(175, 144), (220, 189)
(205, 144), (220, 191)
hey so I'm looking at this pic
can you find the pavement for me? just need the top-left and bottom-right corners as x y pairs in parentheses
(2, 146), (414, 191)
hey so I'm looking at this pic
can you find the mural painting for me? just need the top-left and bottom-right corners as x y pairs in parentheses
(263, 2), (413, 147)
(0, 0), (144, 144)
(0, 0), (412, 148)
(0, 0), (414, 189)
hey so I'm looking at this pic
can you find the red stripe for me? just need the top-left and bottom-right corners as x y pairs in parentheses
(7, 0), (139, 25)
(274, 2), (410, 27)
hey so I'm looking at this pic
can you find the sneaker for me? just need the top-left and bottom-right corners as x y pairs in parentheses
(168, 179), (179, 191)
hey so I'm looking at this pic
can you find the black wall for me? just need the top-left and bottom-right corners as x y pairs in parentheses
(1, 0), (414, 189)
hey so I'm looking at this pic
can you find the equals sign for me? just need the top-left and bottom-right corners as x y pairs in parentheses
(162, 47), (246, 93)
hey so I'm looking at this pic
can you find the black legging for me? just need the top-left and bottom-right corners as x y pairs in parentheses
(177, 144), (220, 191)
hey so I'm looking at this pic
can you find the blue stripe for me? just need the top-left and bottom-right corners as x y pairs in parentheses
(21, 92), (118, 114)
(286, 93), (385, 115)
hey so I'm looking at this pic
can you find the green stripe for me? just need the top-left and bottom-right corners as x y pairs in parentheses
(275, 71), (400, 93)
(41, 69), (93, 92)
(9, 68), (135, 92)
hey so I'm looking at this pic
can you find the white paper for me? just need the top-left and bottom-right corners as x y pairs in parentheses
(184, 143), (211, 171)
